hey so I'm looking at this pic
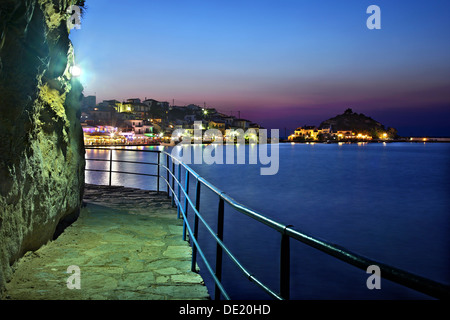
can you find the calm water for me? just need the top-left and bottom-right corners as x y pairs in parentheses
(85, 143), (450, 300)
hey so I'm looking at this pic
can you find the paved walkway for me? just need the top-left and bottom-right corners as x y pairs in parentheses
(2, 184), (210, 300)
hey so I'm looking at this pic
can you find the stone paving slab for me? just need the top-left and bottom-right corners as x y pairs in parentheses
(2, 184), (210, 300)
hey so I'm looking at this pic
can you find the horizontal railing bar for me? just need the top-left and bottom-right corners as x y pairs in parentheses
(86, 160), (158, 167)
(85, 158), (158, 166)
(160, 164), (177, 182)
(85, 147), (162, 154)
(85, 169), (110, 173)
(219, 191), (287, 233)
(84, 158), (110, 162)
(162, 152), (200, 178)
(110, 171), (158, 178)
(160, 176), (170, 190)
(85, 168), (158, 178)
(285, 227), (450, 300)
(108, 159), (158, 166)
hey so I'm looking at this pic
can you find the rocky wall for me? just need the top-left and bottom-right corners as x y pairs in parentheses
(0, 0), (85, 294)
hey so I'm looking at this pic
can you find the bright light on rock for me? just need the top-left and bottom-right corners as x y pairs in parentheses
(70, 65), (82, 77)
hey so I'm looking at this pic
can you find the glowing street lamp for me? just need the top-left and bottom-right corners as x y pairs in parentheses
(70, 65), (82, 77)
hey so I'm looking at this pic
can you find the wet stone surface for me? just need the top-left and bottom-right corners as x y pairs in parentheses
(3, 184), (210, 300)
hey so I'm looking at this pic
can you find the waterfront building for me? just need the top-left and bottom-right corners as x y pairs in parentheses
(86, 106), (117, 126)
(208, 120), (226, 133)
(233, 119), (251, 130)
(98, 99), (121, 109)
(185, 114), (197, 122)
(81, 95), (96, 109)
(289, 126), (321, 141)
(82, 125), (127, 145)
(336, 130), (356, 140)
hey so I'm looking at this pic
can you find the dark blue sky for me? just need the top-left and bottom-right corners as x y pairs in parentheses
(70, 0), (450, 136)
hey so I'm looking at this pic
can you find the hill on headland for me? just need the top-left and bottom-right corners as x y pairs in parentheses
(319, 108), (398, 138)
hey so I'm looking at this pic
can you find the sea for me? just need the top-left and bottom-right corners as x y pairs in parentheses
(85, 142), (450, 300)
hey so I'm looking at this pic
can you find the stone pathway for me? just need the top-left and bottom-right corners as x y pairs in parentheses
(2, 184), (210, 300)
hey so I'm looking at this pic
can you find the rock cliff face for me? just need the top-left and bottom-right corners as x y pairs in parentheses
(0, 0), (85, 293)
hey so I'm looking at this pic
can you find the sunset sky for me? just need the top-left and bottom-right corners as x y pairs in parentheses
(70, 0), (450, 137)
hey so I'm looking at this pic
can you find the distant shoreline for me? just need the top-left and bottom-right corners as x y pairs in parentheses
(84, 139), (450, 148)
(280, 138), (450, 144)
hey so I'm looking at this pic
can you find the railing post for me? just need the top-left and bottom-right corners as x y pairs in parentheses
(182, 170), (190, 241)
(280, 231), (291, 300)
(166, 153), (170, 198)
(191, 179), (201, 273)
(171, 161), (175, 207)
(215, 198), (225, 300)
(109, 149), (113, 186)
(157, 152), (160, 193)
(177, 163), (181, 219)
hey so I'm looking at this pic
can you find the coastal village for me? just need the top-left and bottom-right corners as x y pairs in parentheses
(80, 97), (445, 145)
(80, 95), (262, 146)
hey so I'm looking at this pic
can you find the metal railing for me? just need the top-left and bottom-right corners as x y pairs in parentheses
(85, 147), (450, 300)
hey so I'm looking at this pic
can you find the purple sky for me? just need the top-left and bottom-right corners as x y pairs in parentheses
(70, 0), (450, 137)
